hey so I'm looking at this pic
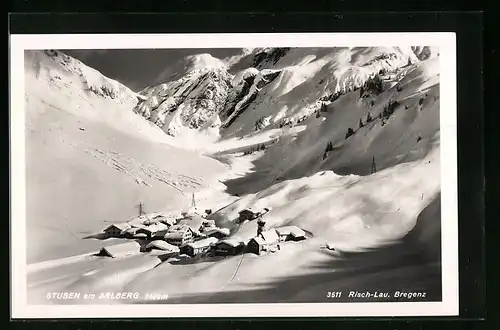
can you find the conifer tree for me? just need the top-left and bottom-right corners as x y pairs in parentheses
(345, 127), (354, 139)
(325, 141), (334, 153)
(371, 156), (377, 173)
(320, 102), (327, 112)
(366, 112), (373, 123)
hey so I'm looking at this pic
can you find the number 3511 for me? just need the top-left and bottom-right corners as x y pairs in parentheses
(327, 292), (342, 298)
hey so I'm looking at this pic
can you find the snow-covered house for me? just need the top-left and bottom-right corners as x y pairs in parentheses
(158, 215), (177, 227)
(203, 227), (230, 240)
(96, 241), (140, 258)
(142, 212), (160, 224)
(135, 227), (154, 240)
(150, 223), (170, 239)
(136, 223), (170, 240)
(103, 222), (131, 237)
(247, 230), (280, 255)
(180, 237), (218, 257)
(213, 238), (246, 256)
(275, 226), (306, 242)
(121, 227), (141, 238)
(164, 224), (195, 246)
(199, 219), (216, 230)
(142, 240), (180, 253)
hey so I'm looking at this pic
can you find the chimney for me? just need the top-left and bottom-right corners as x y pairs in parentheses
(257, 218), (266, 237)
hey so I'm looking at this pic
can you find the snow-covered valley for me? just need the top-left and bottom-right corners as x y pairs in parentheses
(24, 46), (442, 304)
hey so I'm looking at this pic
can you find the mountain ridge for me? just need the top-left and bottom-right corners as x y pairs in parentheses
(132, 46), (424, 142)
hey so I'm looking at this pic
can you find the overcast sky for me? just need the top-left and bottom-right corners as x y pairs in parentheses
(63, 48), (243, 91)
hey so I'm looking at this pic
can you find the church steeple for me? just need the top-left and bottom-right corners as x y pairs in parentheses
(191, 193), (196, 209)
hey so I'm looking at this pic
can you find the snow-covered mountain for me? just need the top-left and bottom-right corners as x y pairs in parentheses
(24, 50), (176, 145)
(135, 61), (233, 137)
(133, 47), (421, 141)
(25, 46), (442, 304)
(132, 45), (441, 244)
(24, 50), (227, 263)
(28, 50), (141, 106)
(146, 53), (228, 88)
(25, 47), (440, 249)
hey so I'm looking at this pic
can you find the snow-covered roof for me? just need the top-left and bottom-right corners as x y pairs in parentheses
(204, 227), (230, 236)
(216, 238), (245, 248)
(261, 230), (279, 243)
(159, 217), (177, 225)
(164, 232), (183, 240)
(276, 226), (306, 237)
(99, 241), (139, 257)
(145, 240), (179, 252)
(326, 243), (336, 251)
(104, 222), (131, 231)
(142, 223), (169, 232)
(168, 224), (192, 233)
(137, 227), (155, 234)
(129, 222), (147, 229)
(122, 227), (140, 234)
(251, 236), (266, 245)
(184, 237), (218, 249)
(152, 232), (170, 239)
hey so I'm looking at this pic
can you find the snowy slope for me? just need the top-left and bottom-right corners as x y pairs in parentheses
(132, 49), (295, 141)
(210, 145), (440, 250)
(24, 50), (181, 146)
(26, 46), (443, 304)
(133, 47), (420, 143)
(24, 50), (227, 263)
(146, 53), (228, 88)
(134, 66), (233, 140)
(221, 56), (439, 194)
(27, 148), (441, 304)
(219, 47), (420, 137)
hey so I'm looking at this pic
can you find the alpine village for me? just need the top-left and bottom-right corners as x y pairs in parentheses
(96, 193), (308, 260)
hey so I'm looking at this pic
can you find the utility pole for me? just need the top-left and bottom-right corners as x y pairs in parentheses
(371, 156), (377, 174)
(137, 201), (145, 216)
(191, 193), (196, 209)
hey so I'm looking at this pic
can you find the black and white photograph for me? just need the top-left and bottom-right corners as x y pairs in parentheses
(10, 33), (458, 318)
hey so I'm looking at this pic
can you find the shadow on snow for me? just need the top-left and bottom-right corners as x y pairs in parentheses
(135, 194), (442, 304)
